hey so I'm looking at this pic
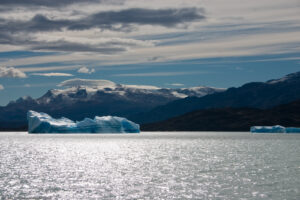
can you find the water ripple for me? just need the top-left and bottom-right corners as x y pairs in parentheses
(0, 132), (299, 199)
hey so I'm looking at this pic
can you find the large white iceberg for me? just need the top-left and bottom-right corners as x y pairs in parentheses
(27, 110), (140, 134)
(251, 125), (300, 133)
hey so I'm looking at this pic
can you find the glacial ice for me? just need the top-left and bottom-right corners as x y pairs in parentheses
(27, 110), (140, 134)
(251, 125), (300, 133)
(285, 127), (300, 133)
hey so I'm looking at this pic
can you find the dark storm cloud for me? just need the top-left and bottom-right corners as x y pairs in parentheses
(0, 7), (205, 52)
(0, 0), (119, 7)
(87, 8), (205, 28)
(0, 32), (13, 44)
(0, 8), (205, 33)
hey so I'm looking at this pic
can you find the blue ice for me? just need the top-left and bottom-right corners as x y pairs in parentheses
(27, 110), (140, 134)
(251, 125), (300, 133)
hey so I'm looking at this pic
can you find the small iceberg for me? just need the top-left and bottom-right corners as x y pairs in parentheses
(250, 125), (300, 133)
(27, 110), (140, 134)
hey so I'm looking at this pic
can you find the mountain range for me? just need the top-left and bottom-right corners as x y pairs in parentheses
(1, 71), (299, 131)
(130, 71), (300, 124)
(0, 79), (224, 130)
(142, 99), (300, 131)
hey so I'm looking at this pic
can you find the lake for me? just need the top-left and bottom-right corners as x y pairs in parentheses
(0, 132), (299, 199)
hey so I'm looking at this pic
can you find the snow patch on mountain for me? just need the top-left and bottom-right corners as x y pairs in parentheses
(33, 79), (226, 105)
(171, 91), (188, 98)
(267, 71), (300, 84)
(123, 84), (160, 90)
(7, 78), (227, 107)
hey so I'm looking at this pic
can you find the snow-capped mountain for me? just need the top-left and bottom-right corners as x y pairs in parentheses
(19, 79), (225, 106)
(0, 79), (225, 130)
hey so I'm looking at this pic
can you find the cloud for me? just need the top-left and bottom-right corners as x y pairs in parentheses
(58, 78), (160, 90)
(31, 40), (126, 53)
(0, 35), (130, 53)
(0, 7), (204, 53)
(86, 8), (205, 30)
(167, 83), (184, 86)
(124, 84), (160, 90)
(0, 84), (4, 90)
(0, 0), (119, 7)
(0, 0), (299, 72)
(58, 78), (117, 88)
(77, 67), (95, 74)
(0, 30), (153, 53)
(112, 71), (208, 77)
(3, 30), (300, 71)
(19, 65), (84, 72)
(0, 8), (205, 33)
(0, 66), (27, 78)
(31, 72), (74, 77)
(28, 36), (154, 53)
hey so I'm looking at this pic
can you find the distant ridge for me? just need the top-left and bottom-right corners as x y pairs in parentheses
(142, 99), (300, 131)
(0, 80), (224, 131)
(130, 71), (300, 124)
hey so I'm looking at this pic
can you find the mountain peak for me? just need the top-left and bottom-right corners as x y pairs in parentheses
(16, 96), (33, 103)
(267, 71), (300, 84)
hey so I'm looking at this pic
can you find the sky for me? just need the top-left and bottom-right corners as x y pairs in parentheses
(0, 0), (300, 105)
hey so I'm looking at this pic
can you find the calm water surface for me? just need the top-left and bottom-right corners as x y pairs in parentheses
(0, 132), (299, 199)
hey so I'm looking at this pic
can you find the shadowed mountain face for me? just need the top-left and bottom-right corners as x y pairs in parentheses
(0, 83), (224, 131)
(141, 99), (300, 131)
(130, 71), (300, 124)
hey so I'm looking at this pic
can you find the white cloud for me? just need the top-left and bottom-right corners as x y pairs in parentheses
(2, 30), (300, 73)
(77, 67), (95, 74)
(58, 79), (117, 89)
(31, 72), (74, 77)
(0, 0), (300, 72)
(167, 83), (184, 87)
(124, 84), (160, 90)
(112, 71), (208, 77)
(58, 78), (161, 90)
(19, 65), (83, 72)
(0, 84), (4, 90)
(0, 66), (27, 78)
(34, 34), (155, 48)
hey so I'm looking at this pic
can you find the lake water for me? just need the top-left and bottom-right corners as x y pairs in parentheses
(0, 132), (299, 199)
